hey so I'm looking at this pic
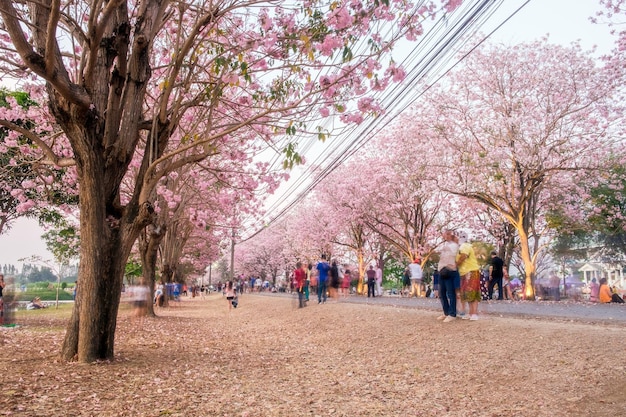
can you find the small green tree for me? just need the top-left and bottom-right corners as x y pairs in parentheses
(383, 257), (406, 289)
(124, 259), (143, 286)
(548, 161), (626, 263)
(41, 213), (80, 264)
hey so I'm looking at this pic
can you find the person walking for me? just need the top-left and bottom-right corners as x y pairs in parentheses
(437, 230), (460, 322)
(294, 262), (307, 308)
(328, 259), (339, 300)
(503, 266), (513, 300)
(408, 258), (423, 297)
(305, 263), (312, 302)
(456, 231), (481, 320)
(341, 268), (351, 298)
(401, 268), (411, 297)
(225, 281), (236, 311)
(549, 273), (561, 301)
(316, 254), (331, 304)
(309, 266), (318, 300)
(375, 264), (383, 297)
(366, 265), (377, 298)
(130, 278), (150, 325)
(329, 260), (340, 300)
(488, 251), (505, 300)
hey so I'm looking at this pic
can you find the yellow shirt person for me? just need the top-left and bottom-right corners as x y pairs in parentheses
(457, 242), (480, 276)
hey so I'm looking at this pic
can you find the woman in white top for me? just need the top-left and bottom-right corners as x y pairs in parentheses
(437, 230), (460, 322)
(154, 281), (165, 306)
(225, 281), (236, 311)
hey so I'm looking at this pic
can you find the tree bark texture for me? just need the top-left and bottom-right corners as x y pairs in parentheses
(517, 228), (536, 300)
(357, 250), (366, 295)
(139, 224), (166, 316)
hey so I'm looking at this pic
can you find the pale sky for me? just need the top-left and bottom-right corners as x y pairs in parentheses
(0, 0), (616, 268)
(489, 0), (613, 54)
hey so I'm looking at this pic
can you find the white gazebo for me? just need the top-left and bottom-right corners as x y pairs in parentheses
(578, 262), (624, 289)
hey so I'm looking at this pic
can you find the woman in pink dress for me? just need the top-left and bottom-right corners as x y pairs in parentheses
(341, 269), (351, 298)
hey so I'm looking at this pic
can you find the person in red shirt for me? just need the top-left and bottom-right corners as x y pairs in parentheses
(294, 262), (307, 308)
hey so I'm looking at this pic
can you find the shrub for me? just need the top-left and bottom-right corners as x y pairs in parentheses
(14, 289), (73, 302)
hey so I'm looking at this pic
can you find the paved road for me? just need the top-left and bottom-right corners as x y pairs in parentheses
(263, 291), (626, 324)
(339, 295), (626, 325)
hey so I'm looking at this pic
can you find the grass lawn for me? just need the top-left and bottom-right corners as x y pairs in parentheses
(11, 289), (74, 302)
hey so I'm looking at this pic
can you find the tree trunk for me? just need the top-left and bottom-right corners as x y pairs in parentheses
(356, 249), (366, 295)
(517, 228), (536, 300)
(1, 0), (165, 363)
(502, 222), (516, 268)
(139, 224), (166, 316)
(61, 174), (152, 361)
(61, 205), (128, 361)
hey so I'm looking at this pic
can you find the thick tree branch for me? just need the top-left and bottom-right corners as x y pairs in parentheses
(0, 0), (91, 109)
(45, 0), (61, 78)
(160, 6), (223, 122)
(84, 0), (125, 86)
(0, 119), (75, 167)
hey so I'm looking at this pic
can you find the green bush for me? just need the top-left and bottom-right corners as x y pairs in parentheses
(14, 288), (74, 302)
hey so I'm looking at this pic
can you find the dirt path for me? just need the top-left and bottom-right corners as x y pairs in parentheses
(1, 294), (625, 416)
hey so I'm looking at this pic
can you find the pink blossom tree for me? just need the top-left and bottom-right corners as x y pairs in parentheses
(358, 137), (464, 265)
(312, 135), (465, 288)
(405, 39), (622, 299)
(138, 140), (281, 311)
(235, 221), (293, 285)
(0, 0), (464, 361)
(0, 90), (77, 234)
(312, 160), (377, 293)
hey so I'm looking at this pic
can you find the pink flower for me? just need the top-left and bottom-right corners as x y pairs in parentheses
(444, 0), (463, 13)
(21, 180), (36, 189)
(319, 35), (343, 56)
(386, 65), (406, 83)
(17, 200), (36, 214)
(259, 9), (273, 31)
(328, 7), (353, 31)
(357, 97), (375, 112)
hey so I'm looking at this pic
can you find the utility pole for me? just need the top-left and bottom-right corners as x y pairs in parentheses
(230, 228), (236, 281)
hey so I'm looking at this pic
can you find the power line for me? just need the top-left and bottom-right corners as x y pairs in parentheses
(240, 0), (532, 242)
